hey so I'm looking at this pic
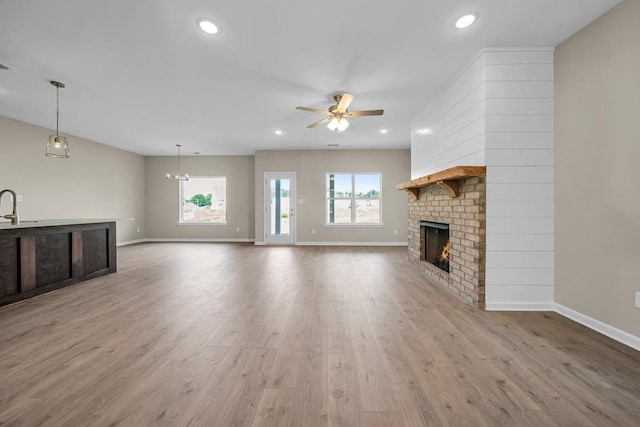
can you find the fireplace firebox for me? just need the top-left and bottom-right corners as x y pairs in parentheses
(421, 221), (450, 273)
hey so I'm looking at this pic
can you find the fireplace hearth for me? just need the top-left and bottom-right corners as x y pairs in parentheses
(401, 170), (486, 308)
(421, 221), (450, 273)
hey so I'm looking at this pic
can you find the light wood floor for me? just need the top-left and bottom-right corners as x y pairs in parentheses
(1, 243), (639, 426)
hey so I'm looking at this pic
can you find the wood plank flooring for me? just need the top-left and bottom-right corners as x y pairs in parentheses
(1, 243), (639, 426)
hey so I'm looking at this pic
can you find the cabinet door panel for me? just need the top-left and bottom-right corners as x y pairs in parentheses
(83, 229), (108, 274)
(0, 238), (19, 296)
(35, 233), (71, 286)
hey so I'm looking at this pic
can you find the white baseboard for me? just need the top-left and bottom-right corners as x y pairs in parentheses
(135, 237), (255, 243)
(486, 301), (640, 352)
(295, 241), (408, 247)
(485, 302), (555, 311)
(553, 303), (640, 352)
(117, 239), (146, 247)
(129, 239), (408, 246)
(133, 239), (407, 247)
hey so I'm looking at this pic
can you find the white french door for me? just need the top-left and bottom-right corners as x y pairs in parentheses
(265, 172), (296, 244)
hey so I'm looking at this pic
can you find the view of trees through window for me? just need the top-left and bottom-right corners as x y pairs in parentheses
(180, 176), (226, 223)
(326, 173), (381, 224)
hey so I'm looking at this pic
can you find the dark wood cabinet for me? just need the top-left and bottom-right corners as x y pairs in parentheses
(0, 238), (19, 297)
(0, 222), (116, 306)
(35, 232), (72, 287)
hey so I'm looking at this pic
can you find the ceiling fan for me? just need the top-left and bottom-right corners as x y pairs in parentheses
(296, 93), (383, 132)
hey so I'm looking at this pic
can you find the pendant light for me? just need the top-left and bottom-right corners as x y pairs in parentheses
(166, 144), (189, 181)
(45, 81), (70, 158)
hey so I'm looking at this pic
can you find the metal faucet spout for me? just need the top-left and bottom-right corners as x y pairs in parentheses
(0, 189), (20, 225)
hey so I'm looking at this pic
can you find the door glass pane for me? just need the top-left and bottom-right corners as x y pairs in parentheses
(270, 179), (290, 236)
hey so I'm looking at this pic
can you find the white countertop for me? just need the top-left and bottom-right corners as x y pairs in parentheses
(0, 218), (134, 230)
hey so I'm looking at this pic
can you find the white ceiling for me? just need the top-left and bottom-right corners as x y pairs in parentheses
(0, 0), (620, 156)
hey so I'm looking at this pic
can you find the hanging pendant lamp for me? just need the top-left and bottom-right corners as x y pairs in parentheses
(45, 81), (70, 158)
(166, 144), (189, 181)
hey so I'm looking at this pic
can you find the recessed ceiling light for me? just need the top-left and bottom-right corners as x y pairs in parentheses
(418, 128), (433, 135)
(454, 13), (477, 29)
(274, 130), (283, 135)
(380, 129), (388, 134)
(197, 19), (219, 34)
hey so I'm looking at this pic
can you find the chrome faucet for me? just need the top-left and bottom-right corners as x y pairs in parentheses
(0, 189), (20, 225)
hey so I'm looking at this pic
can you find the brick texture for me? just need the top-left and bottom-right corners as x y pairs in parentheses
(407, 177), (486, 308)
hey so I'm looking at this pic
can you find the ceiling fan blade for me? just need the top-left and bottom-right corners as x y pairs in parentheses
(307, 117), (332, 128)
(296, 106), (331, 115)
(345, 109), (384, 117)
(336, 93), (355, 112)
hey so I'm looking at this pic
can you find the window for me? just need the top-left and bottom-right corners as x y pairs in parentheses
(179, 176), (226, 224)
(326, 173), (381, 224)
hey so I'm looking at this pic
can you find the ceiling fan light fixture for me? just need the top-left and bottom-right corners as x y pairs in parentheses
(337, 118), (350, 132)
(197, 18), (219, 34)
(327, 117), (349, 132)
(454, 13), (477, 29)
(298, 92), (382, 131)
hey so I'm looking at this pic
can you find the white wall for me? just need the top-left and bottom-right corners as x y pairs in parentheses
(484, 49), (555, 309)
(411, 53), (486, 177)
(410, 48), (555, 310)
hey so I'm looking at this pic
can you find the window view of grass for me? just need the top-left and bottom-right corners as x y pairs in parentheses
(327, 173), (381, 224)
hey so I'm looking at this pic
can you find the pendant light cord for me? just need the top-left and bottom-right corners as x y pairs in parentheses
(55, 85), (60, 137)
(177, 145), (181, 176)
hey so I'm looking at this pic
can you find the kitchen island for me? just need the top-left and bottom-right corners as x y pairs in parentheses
(0, 219), (120, 306)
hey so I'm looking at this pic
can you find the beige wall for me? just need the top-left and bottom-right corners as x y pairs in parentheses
(555, 0), (640, 336)
(254, 149), (410, 244)
(1, 117), (405, 245)
(0, 116), (145, 243)
(145, 155), (255, 240)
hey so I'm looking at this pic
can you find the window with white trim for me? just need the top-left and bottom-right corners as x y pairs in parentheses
(179, 176), (227, 224)
(326, 173), (381, 224)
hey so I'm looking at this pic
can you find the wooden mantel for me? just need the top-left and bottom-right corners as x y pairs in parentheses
(396, 166), (486, 200)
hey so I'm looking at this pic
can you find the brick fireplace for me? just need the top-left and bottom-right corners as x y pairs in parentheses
(400, 167), (486, 308)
